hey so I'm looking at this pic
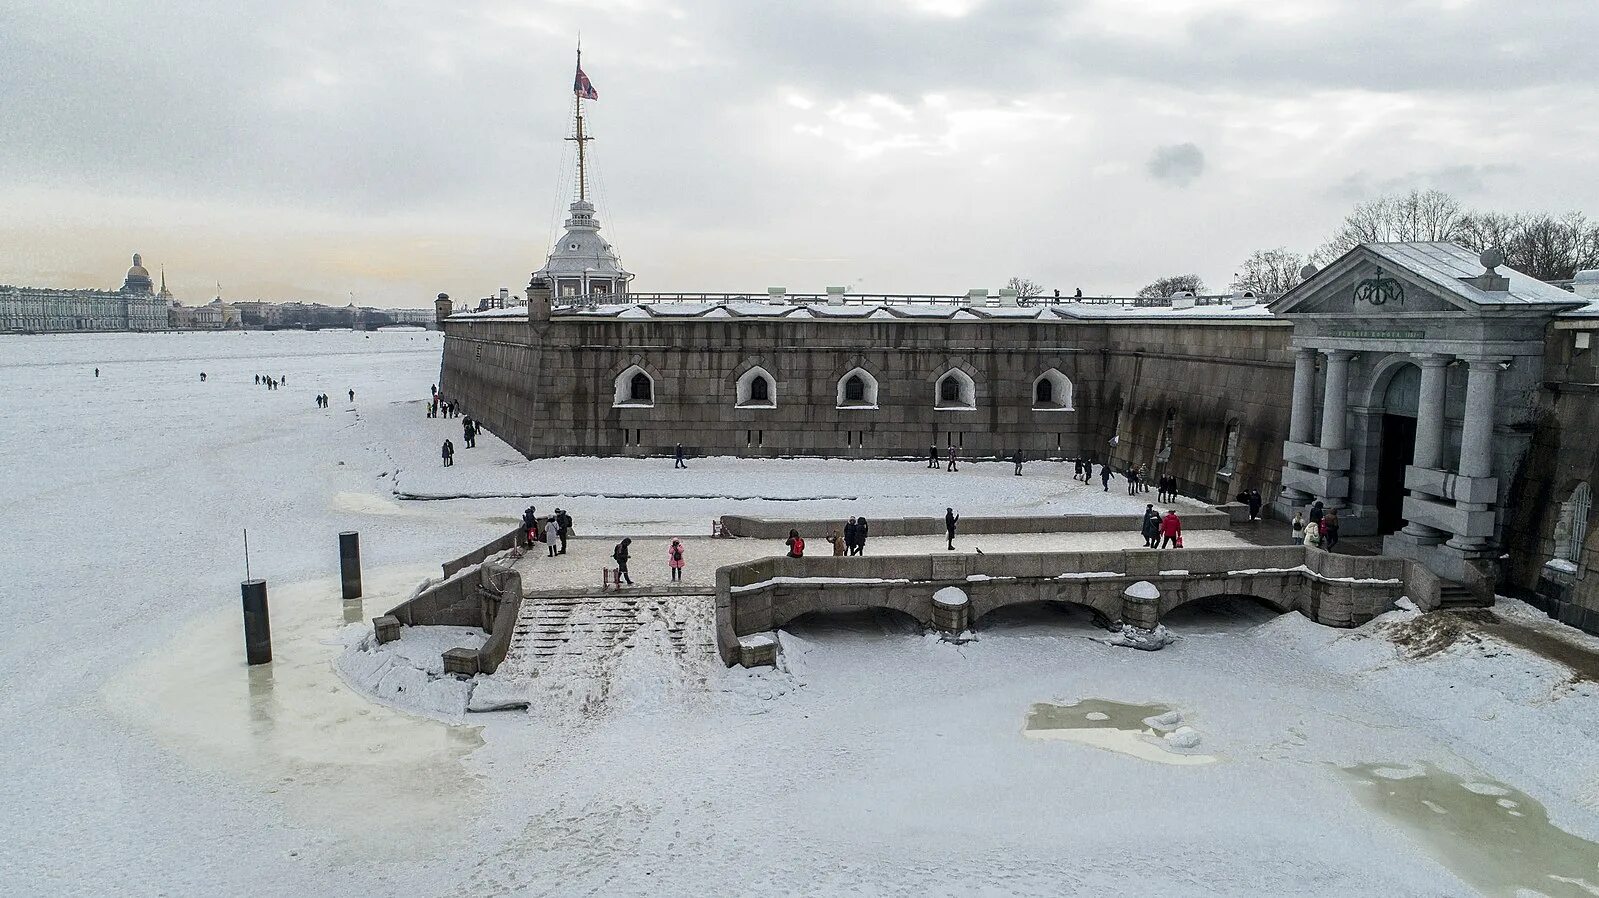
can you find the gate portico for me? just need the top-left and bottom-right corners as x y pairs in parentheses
(1271, 242), (1583, 582)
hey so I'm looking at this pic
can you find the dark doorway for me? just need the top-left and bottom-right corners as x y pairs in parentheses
(1377, 413), (1416, 534)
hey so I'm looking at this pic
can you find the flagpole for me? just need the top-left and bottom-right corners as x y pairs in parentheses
(576, 38), (585, 203)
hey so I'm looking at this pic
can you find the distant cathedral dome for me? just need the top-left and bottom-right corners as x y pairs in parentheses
(122, 252), (154, 295)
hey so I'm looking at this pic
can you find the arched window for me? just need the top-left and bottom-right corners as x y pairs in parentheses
(934, 369), (976, 410)
(613, 365), (655, 408)
(836, 367), (879, 409)
(1555, 483), (1592, 564)
(1032, 369), (1074, 411)
(736, 366), (776, 408)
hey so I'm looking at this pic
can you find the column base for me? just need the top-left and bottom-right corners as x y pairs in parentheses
(1399, 522), (1448, 545)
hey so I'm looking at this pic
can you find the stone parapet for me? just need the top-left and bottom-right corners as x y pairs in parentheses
(718, 508), (1233, 540)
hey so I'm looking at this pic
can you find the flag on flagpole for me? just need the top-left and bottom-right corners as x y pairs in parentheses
(574, 62), (598, 100)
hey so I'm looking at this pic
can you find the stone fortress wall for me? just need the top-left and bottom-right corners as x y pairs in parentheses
(439, 311), (1295, 504)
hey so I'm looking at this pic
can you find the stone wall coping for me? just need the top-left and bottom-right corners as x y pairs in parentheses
(719, 508), (1232, 539)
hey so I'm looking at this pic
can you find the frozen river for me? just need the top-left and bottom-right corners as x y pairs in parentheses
(5, 329), (1599, 896)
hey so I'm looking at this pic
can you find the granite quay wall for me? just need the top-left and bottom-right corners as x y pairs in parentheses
(442, 526), (529, 578)
(439, 313), (1293, 505)
(1096, 320), (1295, 507)
(718, 507), (1233, 539)
(713, 544), (1409, 665)
(1504, 321), (1599, 635)
(384, 529), (529, 674)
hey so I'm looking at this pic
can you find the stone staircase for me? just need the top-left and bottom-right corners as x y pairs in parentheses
(508, 591), (716, 664)
(1439, 582), (1492, 610)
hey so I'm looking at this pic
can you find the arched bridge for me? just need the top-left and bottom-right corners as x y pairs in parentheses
(715, 544), (1429, 666)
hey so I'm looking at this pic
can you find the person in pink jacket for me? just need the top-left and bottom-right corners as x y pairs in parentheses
(667, 538), (686, 582)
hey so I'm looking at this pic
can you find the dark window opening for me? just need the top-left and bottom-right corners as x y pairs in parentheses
(630, 372), (652, 403)
(845, 375), (865, 403)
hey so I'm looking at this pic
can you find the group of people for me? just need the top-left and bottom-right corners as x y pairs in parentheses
(1139, 505), (1185, 548)
(313, 393), (334, 408)
(254, 373), (286, 390)
(442, 420), (479, 465)
(523, 506), (574, 557)
(827, 516), (872, 556)
(428, 385), (463, 419)
(1291, 500), (1341, 550)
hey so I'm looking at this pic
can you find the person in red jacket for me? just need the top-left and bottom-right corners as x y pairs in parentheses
(1159, 510), (1183, 548)
(786, 529), (805, 558)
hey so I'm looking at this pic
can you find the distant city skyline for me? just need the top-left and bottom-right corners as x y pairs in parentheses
(4, 0), (1597, 307)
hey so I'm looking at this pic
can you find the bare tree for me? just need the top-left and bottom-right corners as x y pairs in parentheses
(1314, 189), (1465, 263)
(1005, 276), (1045, 298)
(1456, 210), (1599, 281)
(1137, 274), (1205, 298)
(1235, 247), (1307, 295)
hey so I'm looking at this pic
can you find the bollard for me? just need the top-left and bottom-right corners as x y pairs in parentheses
(241, 579), (272, 665)
(339, 531), (362, 600)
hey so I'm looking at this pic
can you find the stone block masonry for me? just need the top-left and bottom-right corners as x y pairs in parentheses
(440, 312), (1295, 508)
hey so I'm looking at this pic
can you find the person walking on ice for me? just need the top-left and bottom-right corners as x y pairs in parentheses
(668, 538), (686, 582)
(544, 516), (561, 558)
(674, 442), (687, 469)
(1100, 463), (1112, 492)
(946, 445), (959, 472)
(463, 418), (477, 449)
(348, 389), (355, 403)
(612, 538), (633, 585)
(441, 439), (454, 467)
(928, 442), (939, 469)
(945, 507), (960, 551)
(1013, 448), (1026, 476)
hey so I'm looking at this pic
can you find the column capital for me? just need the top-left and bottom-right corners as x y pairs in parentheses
(1294, 346), (1320, 359)
(1324, 349), (1356, 362)
(1415, 352), (1453, 368)
(1461, 355), (1511, 369)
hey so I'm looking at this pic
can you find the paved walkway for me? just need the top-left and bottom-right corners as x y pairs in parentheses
(508, 528), (1258, 594)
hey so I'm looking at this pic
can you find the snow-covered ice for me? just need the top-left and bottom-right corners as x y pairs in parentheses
(7, 330), (1599, 896)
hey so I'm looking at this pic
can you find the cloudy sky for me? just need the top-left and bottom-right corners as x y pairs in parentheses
(4, 0), (1597, 306)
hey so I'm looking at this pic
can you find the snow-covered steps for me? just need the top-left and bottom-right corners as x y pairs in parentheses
(506, 592), (717, 666)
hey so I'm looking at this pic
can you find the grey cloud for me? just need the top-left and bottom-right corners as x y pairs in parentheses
(1331, 163), (1522, 201)
(1146, 143), (1205, 187)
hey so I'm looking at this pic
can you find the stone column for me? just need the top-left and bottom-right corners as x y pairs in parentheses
(1319, 351), (1354, 452)
(1458, 357), (1503, 479)
(1412, 354), (1451, 471)
(1289, 348), (1317, 444)
(1444, 357), (1507, 552)
(1401, 353), (1453, 542)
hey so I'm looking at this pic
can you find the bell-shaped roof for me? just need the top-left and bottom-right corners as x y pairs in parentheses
(534, 200), (632, 283)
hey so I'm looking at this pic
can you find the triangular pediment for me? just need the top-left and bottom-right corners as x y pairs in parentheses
(1272, 246), (1473, 317)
